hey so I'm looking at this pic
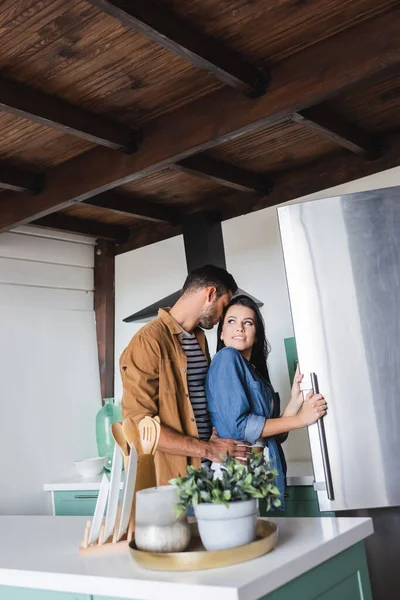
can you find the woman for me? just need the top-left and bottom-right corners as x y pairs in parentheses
(205, 295), (327, 505)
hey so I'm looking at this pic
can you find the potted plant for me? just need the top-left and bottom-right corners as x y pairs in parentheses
(170, 452), (281, 551)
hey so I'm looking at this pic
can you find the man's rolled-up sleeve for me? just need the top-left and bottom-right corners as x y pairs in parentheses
(206, 347), (266, 445)
(120, 335), (160, 425)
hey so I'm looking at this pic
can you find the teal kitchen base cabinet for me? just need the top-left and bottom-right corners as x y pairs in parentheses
(56, 486), (327, 518)
(263, 542), (372, 600)
(53, 491), (99, 516)
(0, 589), (89, 600)
(260, 485), (334, 518)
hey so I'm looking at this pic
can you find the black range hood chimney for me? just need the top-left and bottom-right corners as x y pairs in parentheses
(123, 212), (263, 323)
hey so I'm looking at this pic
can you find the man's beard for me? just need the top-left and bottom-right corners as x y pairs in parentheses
(198, 303), (219, 330)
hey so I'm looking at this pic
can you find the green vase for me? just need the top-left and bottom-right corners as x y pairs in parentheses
(96, 397), (122, 472)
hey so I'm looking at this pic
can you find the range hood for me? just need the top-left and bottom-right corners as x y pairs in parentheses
(123, 212), (263, 323)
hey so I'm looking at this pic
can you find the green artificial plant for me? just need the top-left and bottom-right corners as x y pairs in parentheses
(170, 451), (281, 517)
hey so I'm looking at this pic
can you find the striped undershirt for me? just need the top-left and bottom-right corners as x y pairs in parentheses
(179, 330), (212, 450)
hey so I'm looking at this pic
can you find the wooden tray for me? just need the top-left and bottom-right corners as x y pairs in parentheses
(129, 519), (278, 571)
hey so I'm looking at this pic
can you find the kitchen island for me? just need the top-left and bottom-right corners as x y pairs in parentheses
(0, 516), (373, 600)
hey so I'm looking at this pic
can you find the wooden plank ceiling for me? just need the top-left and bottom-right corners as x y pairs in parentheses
(0, 0), (400, 252)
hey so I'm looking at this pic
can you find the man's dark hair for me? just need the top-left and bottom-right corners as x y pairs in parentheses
(182, 264), (238, 298)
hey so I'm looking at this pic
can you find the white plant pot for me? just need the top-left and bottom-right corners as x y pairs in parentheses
(194, 499), (258, 551)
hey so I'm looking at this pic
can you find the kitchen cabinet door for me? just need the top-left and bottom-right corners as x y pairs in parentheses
(54, 491), (99, 516)
(259, 486), (334, 518)
(264, 542), (372, 600)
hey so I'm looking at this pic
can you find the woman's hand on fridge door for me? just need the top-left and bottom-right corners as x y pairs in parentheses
(298, 391), (327, 427)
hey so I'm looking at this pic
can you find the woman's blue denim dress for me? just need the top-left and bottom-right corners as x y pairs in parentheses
(205, 347), (286, 506)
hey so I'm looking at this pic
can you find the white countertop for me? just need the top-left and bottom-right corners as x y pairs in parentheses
(44, 461), (314, 491)
(0, 516), (372, 600)
(44, 473), (125, 491)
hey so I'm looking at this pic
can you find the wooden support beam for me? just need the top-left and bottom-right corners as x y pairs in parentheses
(94, 240), (115, 402)
(116, 222), (182, 254)
(33, 214), (130, 242)
(0, 75), (140, 151)
(0, 162), (43, 193)
(291, 106), (379, 157)
(0, 9), (399, 232)
(116, 132), (400, 254)
(86, 0), (266, 96)
(85, 192), (180, 223)
(174, 156), (273, 194)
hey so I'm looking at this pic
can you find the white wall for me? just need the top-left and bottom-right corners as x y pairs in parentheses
(0, 226), (102, 515)
(115, 165), (400, 462)
(115, 235), (188, 396)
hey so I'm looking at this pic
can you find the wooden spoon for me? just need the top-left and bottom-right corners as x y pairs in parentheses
(111, 422), (130, 457)
(122, 418), (142, 455)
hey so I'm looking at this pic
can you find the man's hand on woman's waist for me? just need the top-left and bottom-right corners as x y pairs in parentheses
(157, 422), (252, 463)
(204, 427), (252, 463)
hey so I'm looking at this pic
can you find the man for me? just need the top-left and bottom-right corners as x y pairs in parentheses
(120, 264), (251, 484)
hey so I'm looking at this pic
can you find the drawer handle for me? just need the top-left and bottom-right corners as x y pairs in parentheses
(73, 494), (99, 499)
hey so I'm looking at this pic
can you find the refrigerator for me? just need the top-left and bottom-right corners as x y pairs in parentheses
(277, 187), (400, 600)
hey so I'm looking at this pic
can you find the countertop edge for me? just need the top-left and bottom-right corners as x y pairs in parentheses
(44, 479), (313, 491)
(43, 468), (314, 491)
(43, 482), (124, 491)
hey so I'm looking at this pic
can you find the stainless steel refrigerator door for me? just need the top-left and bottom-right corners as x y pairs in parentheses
(278, 188), (400, 511)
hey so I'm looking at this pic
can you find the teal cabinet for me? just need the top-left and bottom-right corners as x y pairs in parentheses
(0, 588), (89, 600)
(260, 485), (334, 518)
(53, 490), (124, 516)
(54, 491), (99, 516)
(264, 542), (372, 600)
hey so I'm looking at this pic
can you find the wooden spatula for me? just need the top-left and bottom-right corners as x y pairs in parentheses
(126, 416), (160, 541)
(138, 416), (161, 455)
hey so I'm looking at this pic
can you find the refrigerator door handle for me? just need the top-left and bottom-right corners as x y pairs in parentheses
(310, 372), (335, 501)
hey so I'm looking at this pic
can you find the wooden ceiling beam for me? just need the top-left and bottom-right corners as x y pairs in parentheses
(32, 214), (130, 242)
(291, 106), (380, 157)
(0, 9), (399, 232)
(217, 133), (400, 223)
(86, 0), (267, 97)
(0, 75), (140, 152)
(174, 156), (273, 194)
(116, 222), (182, 255)
(0, 162), (43, 193)
(116, 131), (400, 254)
(84, 192), (180, 223)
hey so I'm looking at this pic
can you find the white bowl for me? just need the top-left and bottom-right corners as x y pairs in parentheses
(74, 457), (105, 478)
